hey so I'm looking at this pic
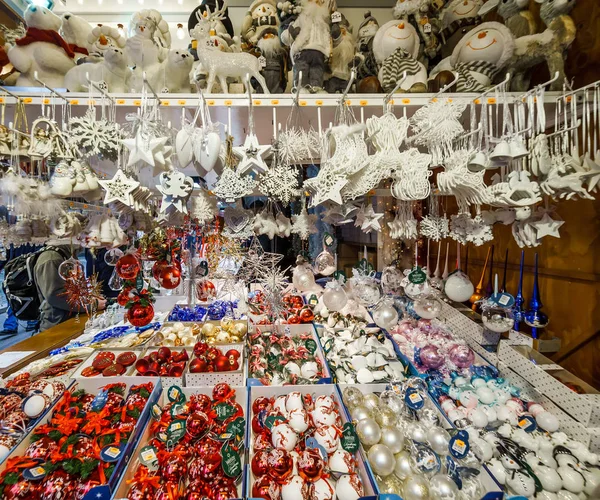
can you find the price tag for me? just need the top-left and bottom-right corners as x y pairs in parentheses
(424, 22), (432, 33)
(331, 11), (342, 23)
(170, 403), (186, 418)
(405, 387), (424, 410)
(341, 422), (359, 453)
(333, 270), (346, 284)
(100, 443), (125, 462)
(226, 416), (245, 440)
(490, 292), (515, 308)
(308, 294), (319, 307)
(214, 402), (236, 422)
(258, 55), (267, 68)
(306, 437), (329, 460)
(305, 339), (317, 355)
(265, 414), (286, 430)
(90, 389), (108, 411)
(408, 266), (427, 285)
(167, 420), (186, 447)
(167, 385), (186, 403)
(449, 430), (470, 459)
(518, 415), (537, 433)
(23, 466), (46, 481)
(323, 233), (335, 247)
(151, 403), (162, 420)
(197, 260), (209, 278)
(139, 445), (159, 471)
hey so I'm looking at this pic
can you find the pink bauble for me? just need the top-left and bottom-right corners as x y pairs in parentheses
(395, 320), (414, 335)
(448, 344), (475, 368)
(417, 319), (432, 331)
(419, 345), (444, 370)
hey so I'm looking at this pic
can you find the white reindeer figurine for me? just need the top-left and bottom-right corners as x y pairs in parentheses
(192, 3), (269, 94)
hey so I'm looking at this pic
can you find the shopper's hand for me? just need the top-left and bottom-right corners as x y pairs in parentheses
(96, 298), (107, 311)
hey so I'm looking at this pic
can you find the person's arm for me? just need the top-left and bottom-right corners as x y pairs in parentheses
(36, 257), (105, 312)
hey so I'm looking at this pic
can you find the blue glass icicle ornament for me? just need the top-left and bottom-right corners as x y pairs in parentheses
(523, 253), (549, 338)
(512, 250), (525, 331)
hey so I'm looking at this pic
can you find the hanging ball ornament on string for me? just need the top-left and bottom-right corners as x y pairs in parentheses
(196, 279), (216, 302)
(350, 276), (382, 307)
(404, 280), (431, 301)
(413, 294), (443, 320)
(58, 258), (84, 280)
(381, 264), (405, 296)
(373, 299), (399, 330)
(152, 259), (182, 289)
(444, 271), (475, 302)
(127, 302), (154, 327)
(314, 250), (336, 276)
(104, 248), (124, 266)
(292, 263), (318, 292)
(115, 253), (141, 280)
(322, 282), (348, 312)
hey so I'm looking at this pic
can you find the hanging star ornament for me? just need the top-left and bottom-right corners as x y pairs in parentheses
(121, 131), (168, 168)
(310, 174), (348, 207)
(531, 212), (564, 239)
(98, 169), (140, 205)
(233, 133), (271, 175)
(355, 204), (383, 233)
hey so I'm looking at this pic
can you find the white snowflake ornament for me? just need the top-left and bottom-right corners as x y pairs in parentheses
(259, 160), (301, 205)
(291, 206), (318, 240)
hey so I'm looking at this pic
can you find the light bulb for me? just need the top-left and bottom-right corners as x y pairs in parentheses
(77, 0), (83, 4)
(176, 23), (185, 40)
(138, 0), (144, 4)
(97, 0), (102, 5)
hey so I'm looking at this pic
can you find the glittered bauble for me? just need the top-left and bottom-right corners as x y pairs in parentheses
(3, 479), (43, 499)
(482, 306), (514, 333)
(252, 450), (270, 477)
(356, 417), (381, 446)
(419, 344), (444, 370)
(429, 473), (459, 500)
(448, 344), (475, 368)
(153, 260), (182, 289)
(267, 449), (295, 484)
(444, 271), (474, 302)
(298, 448), (324, 483)
(322, 286), (348, 312)
(252, 475), (281, 500)
(196, 280), (216, 302)
(25, 436), (58, 460)
(116, 253), (140, 280)
(211, 480), (238, 500)
(404, 281), (431, 300)
(368, 444), (395, 477)
(342, 387), (364, 410)
(373, 300), (399, 330)
(413, 295), (442, 320)
(394, 450), (413, 480)
(186, 411), (211, 438)
(161, 454), (188, 482)
(374, 406), (397, 428)
(378, 391), (404, 414)
(313, 251), (336, 276)
(362, 393), (379, 411)
(381, 265), (404, 295)
(42, 471), (76, 500)
(378, 474), (404, 495)
(380, 427), (405, 454)
(402, 473), (430, 500)
(127, 302), (155, 327)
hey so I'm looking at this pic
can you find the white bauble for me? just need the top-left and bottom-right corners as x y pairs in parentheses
(312, 477), (336, 500)
(430, 473), (460, 500)
(427, 426), (450, 455)
(314, 425), (340, 453)
(273, 395), (288, 415)
(394, 450), (413, 480)
(329, 449), (354, 474)
(311, 406), (337, 427)
(537, 411), (560, 432)
(272, 424), (298, 451)
(315, 395), (335, 410)
(288, 408), (309, 434)
(368, 444), (395, 477)
(286, 391), (304, 412)
(301, 361), (319, 379)
(402, 473), (430, 500)
(373, 301), (399, 330)
(323, 287), (348, 312)
(281, 475), (307, 500)
(356, 418), (381, 446)
(444, 272), (474, 302)
(380, 427), (405, 454)
(335, 474), (363, 500)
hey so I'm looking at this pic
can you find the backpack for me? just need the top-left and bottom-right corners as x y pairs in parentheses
(2, 246), (70, 321)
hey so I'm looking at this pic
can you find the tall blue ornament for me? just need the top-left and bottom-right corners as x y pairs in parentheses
(523, 253), (549, 338)
(513, 250), (525, 331)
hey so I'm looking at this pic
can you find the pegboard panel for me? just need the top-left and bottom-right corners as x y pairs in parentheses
(498, 341), (599, 426)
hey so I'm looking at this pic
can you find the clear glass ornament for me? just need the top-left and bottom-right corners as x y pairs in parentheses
(381, 265), (404, 295)
(482, 305), (514, 333)
(413, 295), (442, 320)
(373, 298), (399, 330)
(404, 280), (431, 300)
(350, 277), (382, 307)
(104, 248), (124, 266)
(108, 268), (124, 291)
(323, 283), (348, 311)
(292, 264), (317, 292)
(313, 250), (336, 276)
(444, 271), (474, 302)
(58, 257), (83, 280)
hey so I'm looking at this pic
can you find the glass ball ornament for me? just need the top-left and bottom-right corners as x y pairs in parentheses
(444, 271), (474, 302)
(115, 253), (140, 280)
(374, 406), (397, 428)
(362, 393), (380, 411)
(342, 386), (364, 410)
(404, 280), (432, 300)
(373, 299), (399, 330)
(426, 426), (450, 456)
(394, 450), (412, 480)
(381, 265), (404, 295)
(58, 257), (84, 280)
(418, 344), (444, 370)
(104, 248), (124, 266)
(524, 308), (549, 329)
(350, 277), (382, 307)
(356, 418), (381, 446)
(413, 295), (442, 320)
(377, 474), (403, 494)
(409, 444), (440, 476)
(292, 264), (317, 292)
(379, 390), (404, 414)
(429, 473), (459, 500)
(313, 250), (336, 276)
(380, 427), (405, 454)
(448, 343), (475, 369)
(482, 305), (515, 333)
(402, 473), (430, 500)
(351, 406), (372, 421)
(322, 285), (348, 312)
(367, 444), (395, 477)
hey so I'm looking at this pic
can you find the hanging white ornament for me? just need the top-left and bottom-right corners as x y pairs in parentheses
(390, 149), (433, 201)
(68, 108), (120, 161)
(259, 147), (301, 205)
(98, 169), (140, 206)
(322, 202), (359, 225)
(355, 204), (384, 233)
(213, 136), (257, 202)
(275, 213), (292, 237)
(233, 133), (271, 175)
(157, 170), (194, 214)
(222, 201), (254, 239)
(121, 131), (168, 168)
(253, 210), (279, 240)
(487, 170), (542, 208)
(388, 203), (418, 241)
(190, 189), (217, 224)
(419, 215), (449, 241)
(291, 205), (318, 240)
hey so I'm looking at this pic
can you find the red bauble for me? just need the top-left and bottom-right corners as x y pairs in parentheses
(214, 355), (231, 372)
(212, 383), (235, 402)
(193, 341), (209, 357)
(154, 481), (183, 500)
(42, 471), (76, 500)
(267, 449), (294, 484)
(73, 436), (95, 459)
(73, 472), (101, 500)
(287, 315), (300, 324)
(252, 397), (271, 415)
(24, 436), (57, 460)
(116, 254), (140, 280)
(117, 287), (134, 306)
(3, 479), (43, 499)
(127, 482), (155, 500)
(251, 414), (266, 435)
(253, 433), (271, 451)
(299, 308), (315, 323)
(186, 411), (211, 438)
(196, 280), (216, 302)
(194, 437), (222, 468)
(153, 260), (182, 290)
(189, 358), (208, 373)
(127, 303), (155, 327)
(190, 394), (212, 413)
(209, 480), (238, 500)
(252, 476), (280, 500)
(251, 449), (269, 477)
(225, 349), (240, 360)
(298, 448), (324, 482)
(161, 454), (188, 482)
(185, 479), (208, 500)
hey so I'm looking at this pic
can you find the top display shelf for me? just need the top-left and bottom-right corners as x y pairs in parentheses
(0, 89), (569, 108)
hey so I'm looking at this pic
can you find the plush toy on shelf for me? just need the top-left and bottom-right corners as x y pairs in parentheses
(507, 0), (576, 91)
(241, 0), (289, 93)
(438, 0), (483, 58)
(86, 25), (127, 62)
(60, 13), (92, 63)
(150, 49), (194, 93)
(373, 20), (428, 93)
(478, 0), (537, 38)
(355, 11), (380, 91)
(325, 14), (357, 94)
(8, 4), (75, 88)
(430, 21), (515, 92)
(281, 0), (337, 93)
(393, 0), (440, 61)
(126, 9), (171, 91)
(64, 46), (131, 93)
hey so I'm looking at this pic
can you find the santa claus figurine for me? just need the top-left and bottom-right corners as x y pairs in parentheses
(281, 0), (338, 93)
(325, 15), (357, 93)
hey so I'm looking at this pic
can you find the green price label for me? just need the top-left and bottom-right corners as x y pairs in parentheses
(341, 422), (359, 453)
(221, 442), (242, 478)
(166, 420), (186, 446)
(333, 270), (346, 284)
(214, 403), (236, 422)
(226, 417), (245, 439)
(265, 415), (286, 430)
(167, 385), (186, 403)
(197, 261), (209, 278)
(305, 339), (317, 355)
(408, 266), (427, 285)
(323, 233), (335, 247)
(139, 445), (159, 471)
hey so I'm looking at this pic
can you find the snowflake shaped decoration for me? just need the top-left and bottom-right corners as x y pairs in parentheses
(449, 213), (470, 244)
(419, 214), (449, 241)
(259, 155), (301, 205)
(291, 206), (318, 240)
(190, 189), (217, 225)
(68, 109), (120, 161)
(213, 167), (257, 202)
(278, 127), (321, 165)
(465, 215), (494, 246)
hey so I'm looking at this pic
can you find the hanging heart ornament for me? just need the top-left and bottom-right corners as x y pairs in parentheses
(198, 131), (221, 172)
(224, 205), (251, 234)
(175, 127), (195, 168)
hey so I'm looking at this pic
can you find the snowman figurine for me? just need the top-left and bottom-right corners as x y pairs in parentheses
(373, 20), (428, 93)
(432, 21), (514, 92)
(439, 0), (483, 58)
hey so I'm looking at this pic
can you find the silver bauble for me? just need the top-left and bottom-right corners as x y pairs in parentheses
(356, 418), (381, 446)
(374, 406), (397, 428)
(342, 386), (364, 410)
(367, 444), (395, 477)
(351, 406), (372, 421)
(459, 475), (484, 500)
(430, 473), (459, 500)
(373, 301), (399, 330)
(362, 393), (380, 412)
(402, 473), (430, 500)
(394, 450), (413, 480)
(379, 390), (404, 414)
(419, 407), (440, 428)
(380, 427), (405, 454)
(323, 286), (348, 311)
(426, 426), (451, 456)
(407, 422), (428, 443)
(377, 473), (403, 494)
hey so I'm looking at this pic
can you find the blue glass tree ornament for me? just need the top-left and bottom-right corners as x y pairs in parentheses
(523, 253), (549, 338)
(512, 250), (525, 331)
